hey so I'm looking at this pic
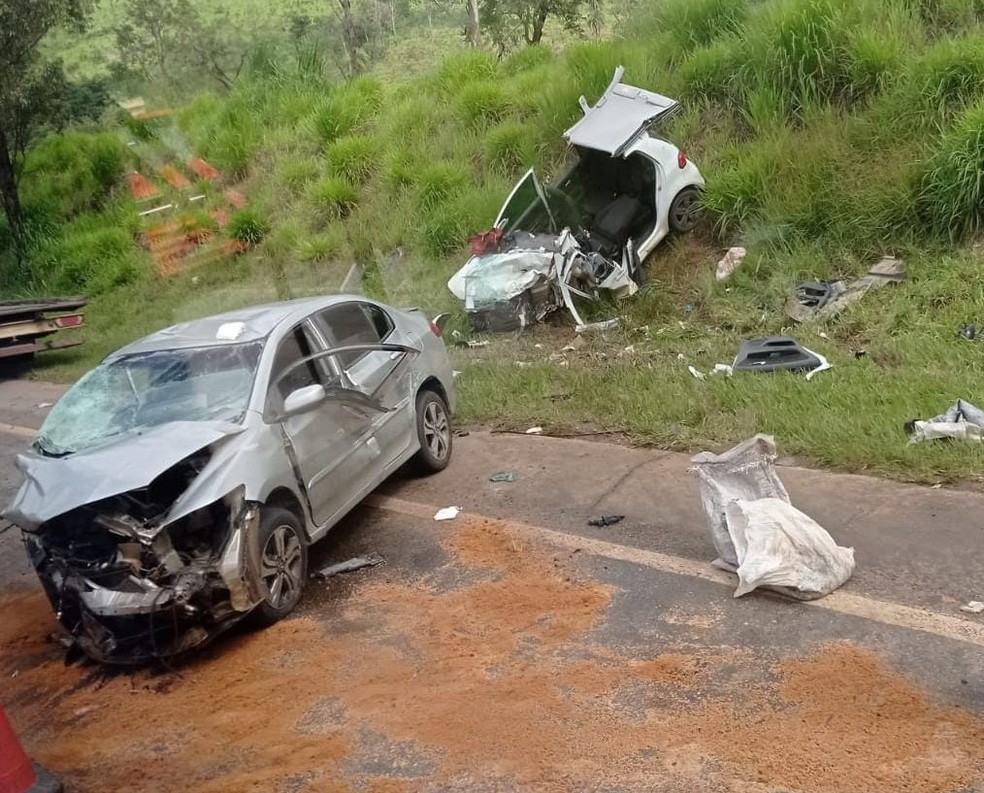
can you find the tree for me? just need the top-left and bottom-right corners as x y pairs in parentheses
(481, 0), (589, 52)
(0, 0), (90, 251)
(465, 0), (481, 46)
(114, 0), (196, 82)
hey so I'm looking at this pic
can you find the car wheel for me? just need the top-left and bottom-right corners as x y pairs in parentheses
(251, 507), (308, 627)
(410, 389), (453, 475)
(669, 187), (702, 233)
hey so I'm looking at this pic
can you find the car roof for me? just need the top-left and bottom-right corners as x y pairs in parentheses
(106, 295), (365, 359)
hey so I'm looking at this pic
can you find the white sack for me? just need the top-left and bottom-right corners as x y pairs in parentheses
(725, 498), (856, 600)
(690, 434), (789, 572)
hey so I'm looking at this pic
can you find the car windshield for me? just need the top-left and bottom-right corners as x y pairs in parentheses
(35, 341), (263, 456)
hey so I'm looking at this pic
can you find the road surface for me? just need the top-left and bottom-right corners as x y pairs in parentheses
(0, 379), (981, 793)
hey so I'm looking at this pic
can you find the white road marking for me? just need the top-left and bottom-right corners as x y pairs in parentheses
(0, 423), (35, 439)
(366, 494), (984, 649)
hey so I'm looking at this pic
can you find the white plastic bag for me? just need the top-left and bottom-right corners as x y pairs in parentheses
(690, 435), (789, 571)
(725, 498), (856, 600)
(691, 435), (855, 599)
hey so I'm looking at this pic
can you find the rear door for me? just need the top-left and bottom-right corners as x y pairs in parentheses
(313, 301), (418, 469)
(564, 66), (679, 157)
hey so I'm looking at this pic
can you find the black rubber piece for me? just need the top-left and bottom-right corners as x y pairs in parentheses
(732, 337), (821, 373)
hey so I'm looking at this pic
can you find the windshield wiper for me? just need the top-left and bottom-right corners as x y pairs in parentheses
(34, 435), (73, 458)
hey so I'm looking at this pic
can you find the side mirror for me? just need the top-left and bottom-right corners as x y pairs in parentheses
(281, 384), (325, 418)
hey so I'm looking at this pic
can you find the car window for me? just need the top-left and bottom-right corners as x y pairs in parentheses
(317, 302), (392, 368)
(270, 324), (322, 403)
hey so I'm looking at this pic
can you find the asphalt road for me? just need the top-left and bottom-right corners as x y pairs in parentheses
(0, 378), (982, 793)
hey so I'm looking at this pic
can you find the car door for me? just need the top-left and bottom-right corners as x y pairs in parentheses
(313, 301), (418, 473)
(564, 66), (680, 157)
(267, 319), (376, 528)
(494, 168), (556, 235)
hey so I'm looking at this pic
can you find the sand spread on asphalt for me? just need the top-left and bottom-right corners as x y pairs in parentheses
(0, 518), (981, 793)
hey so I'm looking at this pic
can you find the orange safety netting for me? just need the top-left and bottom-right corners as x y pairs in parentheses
(160, 165), (191, 189)
(127, 172), (159, 200)
(187, 158), (220, 181)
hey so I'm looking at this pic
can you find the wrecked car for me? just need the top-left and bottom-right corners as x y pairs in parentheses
(448, 66), (705, 331)
(4, 296), (455, 664)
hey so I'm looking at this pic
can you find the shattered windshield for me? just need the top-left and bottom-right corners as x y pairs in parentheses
(36, 342), (263, 456)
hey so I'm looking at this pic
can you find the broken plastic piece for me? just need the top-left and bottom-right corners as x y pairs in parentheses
(314, 553), (385, 580)
(732, 337), (821, 373)
(434, 506), (462, 521)
(688, 365), (706, 381)
(525, 426), (543, 435)
(715, 246), (746, 281)
(489, 472), (518, 482)
(575, 319), (620, 334)
(588, 515), (624, 527)
(959, 601), (984, 614)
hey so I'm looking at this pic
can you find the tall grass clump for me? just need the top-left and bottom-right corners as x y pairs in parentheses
(29, 213), (142, 296)
(415, 162), (468, 209)
(484, 121), (538, 173)
(458, 82), (512, 127)
(918, 98), (984, 240)
(326, 135), (378, 183)
(879, 35), (984, 133)
(647, 0), (747, 51)
(228, 208), (270, 246)
(435, 50), (496, 92)
(20, 132), (127, 217)
(310, 176), (359, 220)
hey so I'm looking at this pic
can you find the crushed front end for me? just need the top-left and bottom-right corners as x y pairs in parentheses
(20, 453), (265, 664)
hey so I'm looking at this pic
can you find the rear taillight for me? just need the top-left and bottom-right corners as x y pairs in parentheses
(54, 314), (83, 328)
(677, 151), (688, 169)
(428, 320), (442, 338)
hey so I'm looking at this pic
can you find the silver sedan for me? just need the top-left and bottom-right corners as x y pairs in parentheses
(4, 296), (456, 664)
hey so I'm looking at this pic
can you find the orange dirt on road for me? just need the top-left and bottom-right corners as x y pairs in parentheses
(1, 519), (981, 793)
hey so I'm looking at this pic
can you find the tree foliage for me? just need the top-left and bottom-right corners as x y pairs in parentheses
(480, 0), (599, 53)
(0, 0), (93, 251)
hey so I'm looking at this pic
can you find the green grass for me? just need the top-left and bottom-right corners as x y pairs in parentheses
(11, 0), (984, 484)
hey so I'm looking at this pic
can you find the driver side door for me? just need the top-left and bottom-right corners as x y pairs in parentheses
(267, 320), (375, 528)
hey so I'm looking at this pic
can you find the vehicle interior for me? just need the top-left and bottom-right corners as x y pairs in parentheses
(552, 147), (658, 257)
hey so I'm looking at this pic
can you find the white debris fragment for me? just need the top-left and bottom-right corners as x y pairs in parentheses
(525, 426), (543, 435)
(575, 319), (620, 334)
(803, 347), (833, 381)
(452, 370), (462, 379)
(712, 363), (734, 376)
(36, 402), (53, 409)
(716, 246), (746, 281)
(433, 506), (461, 521)
(688, 365), (706, 381)
(677, 353), (687, 361)
(960, 601), (984, 614)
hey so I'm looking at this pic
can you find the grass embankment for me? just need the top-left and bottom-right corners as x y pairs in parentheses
(7, 0), (984, 482)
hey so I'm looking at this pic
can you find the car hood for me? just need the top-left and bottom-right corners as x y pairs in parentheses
(4, 420), (246, 530)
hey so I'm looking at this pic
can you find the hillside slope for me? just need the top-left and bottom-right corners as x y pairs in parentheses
(5, 0), (984, 481)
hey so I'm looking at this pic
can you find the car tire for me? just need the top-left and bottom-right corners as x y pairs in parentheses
(250, 507), (308, 627)
(668, 187), (702, 233)
(410, 389), (453, 475)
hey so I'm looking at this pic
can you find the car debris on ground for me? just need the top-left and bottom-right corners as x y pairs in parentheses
(313, 553), (386, 580)
(958, 323), (976, 340)
(715, 246), (746, 281)
(785, 256), (906, 323)
(906, 399), (984, 444)
(587, 515), (624, 527)
(448, 67), (704, 332)
(959, 600), (984, 614)
(690, 435), (855, 600)
(433, 506), (462, 521)
(688, 337), (831, 381)
(489, 472), (518, 482)
(525, 426), (544, 435)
